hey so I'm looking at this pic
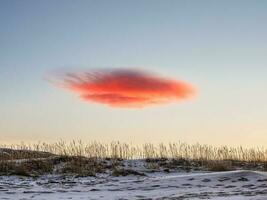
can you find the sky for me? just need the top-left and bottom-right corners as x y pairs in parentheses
(1, 0), (267, 147)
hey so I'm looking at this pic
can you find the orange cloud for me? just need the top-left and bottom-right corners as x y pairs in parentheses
(50, 69), (196, 108)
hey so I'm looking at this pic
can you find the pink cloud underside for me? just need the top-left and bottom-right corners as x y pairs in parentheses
(54, 69), (196, 108)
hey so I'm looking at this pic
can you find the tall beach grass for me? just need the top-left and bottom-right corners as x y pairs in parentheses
(1, 141), (266, 162)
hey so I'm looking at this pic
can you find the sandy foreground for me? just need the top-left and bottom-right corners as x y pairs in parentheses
(0, 170), (266, 200)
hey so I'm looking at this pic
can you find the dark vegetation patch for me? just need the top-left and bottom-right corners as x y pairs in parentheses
(206, 161), (233, 172)
(112, 168), (145, 177)
(0, 159), (54, 177)
(263, 162), (267, 171)
(0, 153), (125, 177)
(0, 147), (267, 177)
(0, 148), (53, 160)
(145, 158), (202, 172)
(58, 156), (106, 177)
(145, 158), (267, 172)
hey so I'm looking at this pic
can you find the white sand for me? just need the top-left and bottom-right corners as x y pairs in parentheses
(0, 170), (266, 199)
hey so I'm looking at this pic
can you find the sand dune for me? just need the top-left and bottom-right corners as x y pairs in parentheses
(0, 170), (266, 199)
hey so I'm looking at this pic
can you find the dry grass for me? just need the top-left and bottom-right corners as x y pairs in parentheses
(0, 141), (267, 176)
(2, 141), (266, 162)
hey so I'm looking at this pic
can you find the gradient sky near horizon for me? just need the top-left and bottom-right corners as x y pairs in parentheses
(1, 0), (267, 147)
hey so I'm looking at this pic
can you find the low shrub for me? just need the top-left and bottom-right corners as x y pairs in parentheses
(207, 161), (233, 172)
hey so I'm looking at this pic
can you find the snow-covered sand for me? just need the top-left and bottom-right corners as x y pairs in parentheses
(0, 170), (266, 199)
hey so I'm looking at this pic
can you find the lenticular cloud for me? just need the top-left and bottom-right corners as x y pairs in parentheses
(50, 69), (196, 108)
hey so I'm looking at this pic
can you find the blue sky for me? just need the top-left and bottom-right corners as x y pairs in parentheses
(1, 0), (267, 146)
